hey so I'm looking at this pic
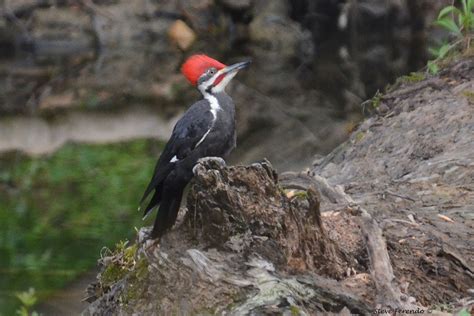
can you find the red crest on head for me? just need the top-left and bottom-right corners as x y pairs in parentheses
(181, 54), (226, 86)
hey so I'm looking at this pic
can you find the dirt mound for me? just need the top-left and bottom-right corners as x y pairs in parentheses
(313, 56), (474, 308)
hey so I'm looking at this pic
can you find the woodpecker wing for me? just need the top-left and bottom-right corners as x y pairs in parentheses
(140, 99), (214, 204)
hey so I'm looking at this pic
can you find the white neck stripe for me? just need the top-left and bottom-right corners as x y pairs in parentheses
(204, 93), (220, 119)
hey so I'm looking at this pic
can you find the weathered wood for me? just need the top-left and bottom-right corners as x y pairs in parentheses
(280, 171), (348, 204)
(360, 212), (406, 308)
(186, 159), (350, 278)
(83, 160), (373, 315)
(280, 171), (425, 311)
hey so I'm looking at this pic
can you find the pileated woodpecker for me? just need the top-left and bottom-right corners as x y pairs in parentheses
(140, 54), (250, 239)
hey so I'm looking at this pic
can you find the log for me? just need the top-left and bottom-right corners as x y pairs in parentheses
(83, 159), (430, 315)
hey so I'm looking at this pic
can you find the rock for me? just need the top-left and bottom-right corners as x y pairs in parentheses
(30, 6), (94, 55)
(178, 0), (216, 32)
(167, 19), (196, 51)
(248, 0), (311, 60)
(32, 6), (91, 32)
(39, 91), (75, 109)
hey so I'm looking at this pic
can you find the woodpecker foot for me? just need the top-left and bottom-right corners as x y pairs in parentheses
(138, 227), (154, 243)
(193, 157), (226, 175)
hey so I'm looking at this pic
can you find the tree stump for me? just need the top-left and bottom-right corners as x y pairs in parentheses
(84, 159), (417, 315)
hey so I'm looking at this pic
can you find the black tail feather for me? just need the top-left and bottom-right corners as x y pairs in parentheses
(142, 186), (162, 219)
(150, 187), (184, 239)
(140, 163), (173, 204)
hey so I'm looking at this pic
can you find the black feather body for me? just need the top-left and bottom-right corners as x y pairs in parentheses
(141, 92), (236, 238)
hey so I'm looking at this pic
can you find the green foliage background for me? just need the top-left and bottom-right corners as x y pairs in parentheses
(0, 140), (162, 314)
(428, 0), (474, 73)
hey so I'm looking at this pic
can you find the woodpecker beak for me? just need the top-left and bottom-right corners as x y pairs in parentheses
(207, 59), (251, 93)
(222, 60), (251, 75)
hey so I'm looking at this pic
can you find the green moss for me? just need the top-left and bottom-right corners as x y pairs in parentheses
(0, 139), (163, 314)
(124, 244), (138, 260)
(95, 242), (152, 311)
(98, 240), (150, 306)
(195, 306), (218, 315)
(120, 257), (150, 304)
(371, 91), (383, 109)
(101, 242), (139, 287)
(462, 90), (474, 103)
(293, 191), (309, 199)
(134, 257), (149, 280)
(290, 305), (301, 315)
(385, 72), (425, 94)
(354, 131), (365, 142)
(101, 264), (126, 286)
(283, 189), (309, 200)
(400, 72), (425, 84)
(277, 185), (288, 196)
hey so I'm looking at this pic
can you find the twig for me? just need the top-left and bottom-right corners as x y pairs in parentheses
(381, 78), (444, 100)
(441, 243), (474, 274)
(383, 218), (420, 227)
(384, 190), (416, 202)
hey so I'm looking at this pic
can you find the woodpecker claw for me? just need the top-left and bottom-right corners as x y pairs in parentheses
(199, 156), (226, 167)
(193, 157), (226, 175)
(137, 227), (153, 244)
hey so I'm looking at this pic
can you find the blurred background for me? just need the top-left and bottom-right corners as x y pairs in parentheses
(0, 0), (450, 314)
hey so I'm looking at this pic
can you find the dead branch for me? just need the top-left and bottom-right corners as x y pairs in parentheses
(278, 171), (424, 311)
